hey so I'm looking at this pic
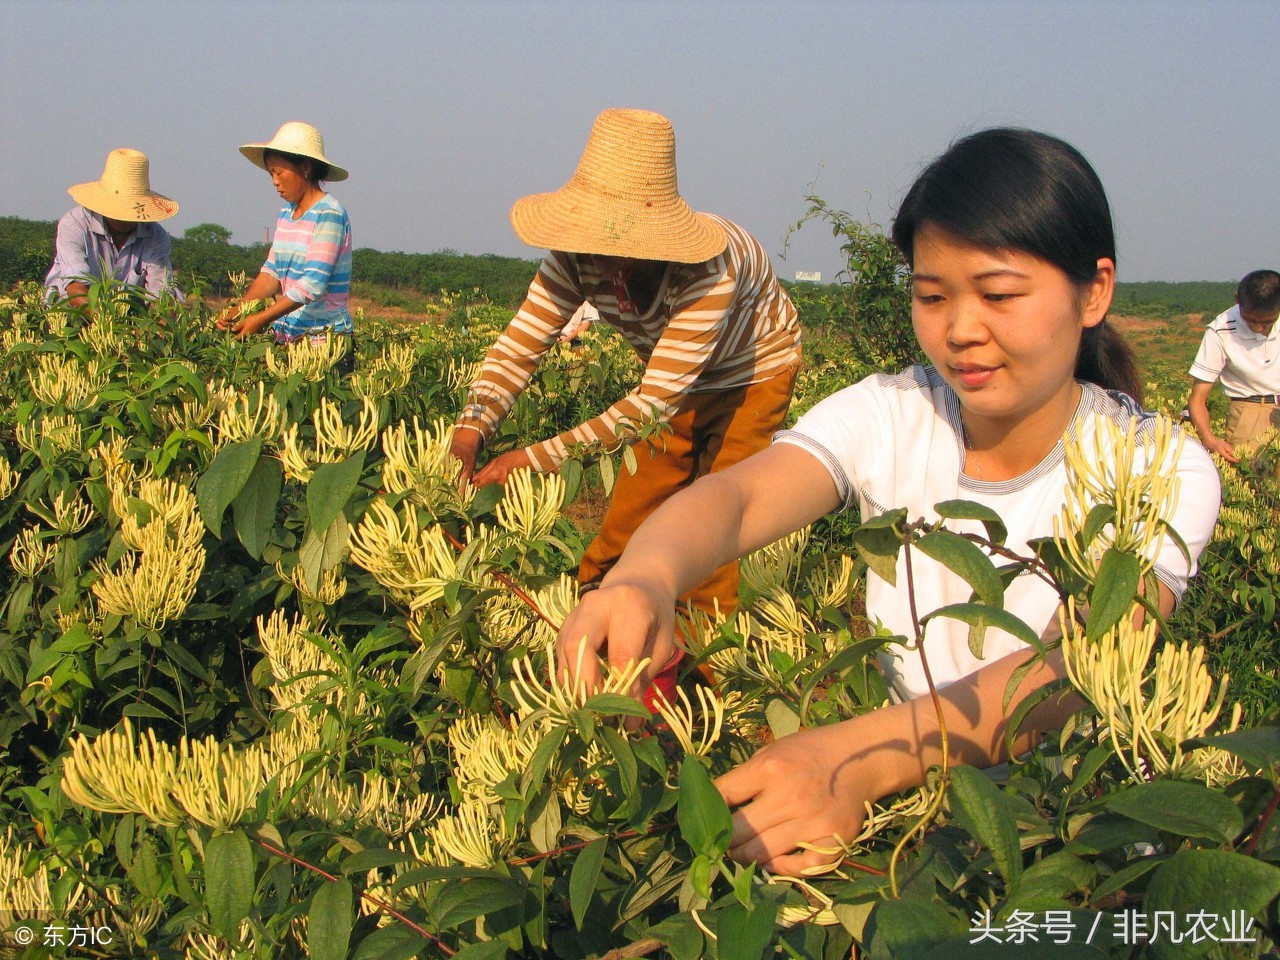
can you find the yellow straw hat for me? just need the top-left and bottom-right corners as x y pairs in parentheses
(510, 109), (727, 264)
(68, 149), (179, 222)
(239, 121), (349, 182)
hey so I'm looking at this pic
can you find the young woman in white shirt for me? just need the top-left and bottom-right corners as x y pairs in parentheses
(555, 128), (1222, 876)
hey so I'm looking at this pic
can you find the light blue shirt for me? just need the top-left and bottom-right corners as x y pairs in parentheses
(44, 206), (179, 299)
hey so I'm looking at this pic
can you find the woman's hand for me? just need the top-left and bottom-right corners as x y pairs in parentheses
(556, 578), (677, 697)
(230, 311), (273, 340)
(715, 721), (886, 875)
(214, 305), (240, 332)
(450, 429), (483, 482)
(473, 449), (535, 487)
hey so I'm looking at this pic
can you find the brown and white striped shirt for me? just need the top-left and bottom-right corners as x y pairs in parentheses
(457, 215), (802, 470)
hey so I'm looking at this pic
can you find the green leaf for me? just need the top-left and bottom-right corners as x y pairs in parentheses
(528, 792), (561, 854)
(559, 458), (583, 504)
(1080, 502), (1117, 550)
(933, 499), (1008, 546)
(923, 602), (1041, 661)
(451, 942), (510, 960)
(205, 829), (254, 938)
(1184, 726), (1280, 772)
(677, 758), (733, 859)
(582, 692), (650, 717)
(645, 914), (704, 960)
(1104, 781), (1243, 844)
(867, 898), (965, 959)
(232, 454), (283, 559)
(307, 454), (366, 536)
(599, 454), (616, 496)
(299, 514), (350, 594)
(947, 765), (1022, 893)
(1144, 850), (1280, 960)
(916, 529), (1003, 607)
(716, 900), (776, 960)
(569, 837), (607, 930)
(765, 698), (801, 739)
(521, 726), (567, 793)
(351, 925), (428, 960)
(852, 508), (907, 586)
(1084, 548), (1141, 640)
(467, 481), (505, 519)
(309, 878), (353, 960)
(197, 438), (262, 536)
(1087, 855), (1163, 906)
(433, 877), (524, 930)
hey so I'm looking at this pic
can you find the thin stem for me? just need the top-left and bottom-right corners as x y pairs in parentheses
(254, 837), (455, 957)
(888, 536), (951, 898)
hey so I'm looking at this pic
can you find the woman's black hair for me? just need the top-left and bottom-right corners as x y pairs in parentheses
(891, 128), (1142, 402)
(263, 148), (330, 186)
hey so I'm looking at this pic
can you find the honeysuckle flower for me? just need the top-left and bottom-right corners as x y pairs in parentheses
(265, 330), (349, 382)
(280, 396), (378, 482)
(449, 714), (542, 803)
(15, 412), (82, 457)
(1061, 598), (1241, 783)
(277, 559), (348, 606)
(348, 498), (477, 612)
(649, 683), (726, 758)
(27, 489), (95, 535)
(1053, 413), (1182, 582)
(496, 467), (565, 540)
(217, 382), (287, 447)
(805, 553), (855, 610)
(184, 921), (256, 960)
(91, 527), (204, 628)
(429, 797), (513, 868)
(62, 718), (184, 825)
(169, 738), (272, 831)
(740, 528), (809, 596)
(10, 526), (56, 579)
(351, 341), (416, 399)
(28, 355), (108, 411)
(510, 641), (649, 728)
(529, 574), (581, 646)
(0, 826), (87, 926)
(77, 315), (124, 357)
(380, 415), (470, 512)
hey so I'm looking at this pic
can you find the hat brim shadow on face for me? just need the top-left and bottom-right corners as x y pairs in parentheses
(238, 146), (349, 182)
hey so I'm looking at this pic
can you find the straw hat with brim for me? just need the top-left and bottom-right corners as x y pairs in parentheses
(239, 121), (349, 182)
(68, 148), (179, 222)
(510, 108), (726, 264)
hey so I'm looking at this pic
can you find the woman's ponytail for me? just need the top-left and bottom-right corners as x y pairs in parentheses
(1076, 319), (1143, 404)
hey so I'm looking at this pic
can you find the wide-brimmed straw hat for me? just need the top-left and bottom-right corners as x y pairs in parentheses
(239, 121), (349, 182)
(68, 148), (179, 222)
(510, 108), (726, 264)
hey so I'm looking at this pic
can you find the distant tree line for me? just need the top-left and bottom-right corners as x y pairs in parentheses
(0, 216), (539, 307)
(0, 215), (1238, 316)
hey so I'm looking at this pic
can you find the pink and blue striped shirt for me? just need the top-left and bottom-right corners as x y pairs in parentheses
(263, 193), (353, 337)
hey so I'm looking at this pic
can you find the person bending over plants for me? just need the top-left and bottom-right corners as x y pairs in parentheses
(216, 122), (354, 371)
(451, 108), (802, 700)
(557, 128), (1223, 875)
(45, 147), (182, 308)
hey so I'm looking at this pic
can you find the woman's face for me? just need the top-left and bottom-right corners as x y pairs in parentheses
(909, 224), (1113, 435)
(266, 155), (312, 205)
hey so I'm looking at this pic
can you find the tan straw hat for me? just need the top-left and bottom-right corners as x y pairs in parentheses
(68, 148), (179, 222)
(239, 121), (349, 182)
(510, 108), (726, 263)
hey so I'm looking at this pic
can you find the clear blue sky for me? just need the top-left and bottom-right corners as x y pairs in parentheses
(3, 0), (1276, 283)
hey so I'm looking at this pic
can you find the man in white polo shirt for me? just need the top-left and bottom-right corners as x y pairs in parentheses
(1188, 270), (1280, 463)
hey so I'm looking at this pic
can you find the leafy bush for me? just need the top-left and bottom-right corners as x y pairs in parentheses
(1, 277), (1279, 960)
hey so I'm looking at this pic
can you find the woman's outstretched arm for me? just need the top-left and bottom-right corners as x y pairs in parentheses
(556, 443), (842, 694)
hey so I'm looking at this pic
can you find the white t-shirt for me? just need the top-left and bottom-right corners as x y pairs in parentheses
(1189, 305), (1280, 398)
(775, 367), (1222, 702)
